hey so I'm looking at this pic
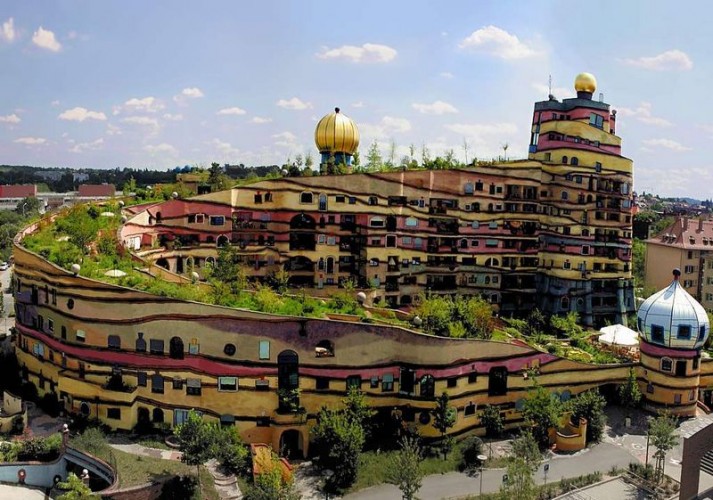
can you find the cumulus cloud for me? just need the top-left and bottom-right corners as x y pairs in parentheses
(32, 26), (61, 52)
(217, 107), (247, 116)
(276, 97), (312, 110)
(58, 107), (107, 122)
(69, 138), (104, 153)
(106, 124), (122, 136)
(120, 96), (165, 113)
(50, 100), (60, 107)
(163, 113), (183, 121)
(121, 116), (159, 127)
(351, 101), (365, 108)
(531, 82), (573, 99)
(173, 87), (204, 104)
(621, 49), (693, 71)
(360, 116), (412, 140)
(272, 131), (299, 148)
(14, 136), (46, 145)
(251, 116), (272, 124)
(211, 138), (241, 158)
(0, 113), (21, 124)
(617, 102), (672, 127)
(316, 43), (397, 63)
(144, 143), (178, 156)
(459, 25), (540, 59)
(1, 17), (15, 43)
(641, 138), (691, 151)
(412, 100), (458, 115)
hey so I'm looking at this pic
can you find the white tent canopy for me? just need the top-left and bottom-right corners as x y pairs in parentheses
(598, 324), (639, 346)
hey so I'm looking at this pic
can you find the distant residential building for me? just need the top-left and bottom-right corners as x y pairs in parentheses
(645, 216), (713, 309)
(78, 184), (116, 198)
(0, 184), (37, 199)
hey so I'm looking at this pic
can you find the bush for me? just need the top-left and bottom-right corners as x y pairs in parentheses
(459, 435), (484, 471)
(159, 475), (198, 500)
(17, 434), (62, 462)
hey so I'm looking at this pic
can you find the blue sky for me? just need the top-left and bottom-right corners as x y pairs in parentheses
(0, 1), (710, 197)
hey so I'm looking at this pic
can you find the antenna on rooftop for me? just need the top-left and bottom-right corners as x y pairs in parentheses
(599, 92), (604, 102)
(548, 74), (552, 95)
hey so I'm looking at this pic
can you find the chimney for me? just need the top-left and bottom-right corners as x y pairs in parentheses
(700, 218), (704, 232)
(683, 217), (688, 232)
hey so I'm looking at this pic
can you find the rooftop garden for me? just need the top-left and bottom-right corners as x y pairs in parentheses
(20, 203), (632, 363)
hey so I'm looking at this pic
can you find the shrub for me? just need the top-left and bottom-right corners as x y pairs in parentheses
(459, 435), (484, 471)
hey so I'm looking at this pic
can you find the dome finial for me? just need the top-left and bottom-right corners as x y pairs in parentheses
(673, 268), (681, 280)
(335, 107), (340, 113)
(574, 72), (597, 95)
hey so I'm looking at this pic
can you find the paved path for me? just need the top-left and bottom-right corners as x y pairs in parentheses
(345, 443), (635, 500)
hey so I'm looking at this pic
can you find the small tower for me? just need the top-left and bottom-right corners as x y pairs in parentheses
(314, 107), (360, 174)
(637, 269), (709, 416)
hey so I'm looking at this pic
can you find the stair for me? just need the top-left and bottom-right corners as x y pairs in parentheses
(701, 450), (713, 477)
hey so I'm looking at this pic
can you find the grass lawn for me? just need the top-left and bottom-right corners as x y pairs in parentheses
(136, 438), (171, 450)
(350, 447), (462, 493)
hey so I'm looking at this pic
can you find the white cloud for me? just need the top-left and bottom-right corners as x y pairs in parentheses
(439, 72), (454, 79)
(1, 17), (15, 43)
(32, 26), (62, 52)
(163, 113), (183, 121)
(360, 116), (412, 140)
(144, 143), (178, 156)
(351, 101), (365, 108)
(173, 87), (204, 104)
(14, 136), (46, 145)
(50, 100), (60, 107)
(70, 138), (104, 153)
(617, 102), (672, 127)
(276, 97), (312, 110)
(121, 116), (159, 127)
(58, 107), (107, 122)
(459, 25), (540, 59)
(106, 124), (122, 136)
(316, 43), (397, 63)
(0, 113), (21, 124)
(621, 49), (693, 71)
(412, 100), (459, 115)
(122, 96), (164, 113)
(211, 138), (241, 158)
(251, 116), (272, 124)
(641, 138), (691, 151)
(217, 107), (247, 116)
(272, 131), (299, 148)
(531, 82), (573, 99)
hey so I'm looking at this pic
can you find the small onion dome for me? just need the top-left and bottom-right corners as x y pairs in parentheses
(171, 191), (179, 199)
(637, 269), (709, 350)
(574, 72), (597, 94)
(356, 291), (367, 304)
(314, 107), (360, 155)
(70, 263), (81, 275)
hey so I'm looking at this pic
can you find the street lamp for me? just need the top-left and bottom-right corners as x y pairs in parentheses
(477, 454), (488, 495)
(645, 416), (653, 466)
(21, 202), (27, 218)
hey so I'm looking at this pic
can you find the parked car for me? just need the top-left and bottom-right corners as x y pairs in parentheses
(0, 262), (9, 271)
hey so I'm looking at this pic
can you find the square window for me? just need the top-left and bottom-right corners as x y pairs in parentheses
(678, 325), (691, 340)
(151, 374), (164, 394)
(107, 408), (121, 420)
(187, 378), (202, 395)
(382, 374), (394, 392)
(464, 403), (476, 417)
(370, 376), (379, 389)
(76, 330), (86, 343)
(468, 372), (477, 384)
(447, 378), (457, 388)
(349, 197), (356, 204)
(210, 216), (225, 226)
(674, 394), (682, 404)
(316, 377), (330, 390)
(173, 379), (184, 390)
(48, 319), (54, 332)
(137, 372), (147, 387)
(149, 339), (164, 354)
(346, 375), (362, 389)
(259, 340), (270, 360)
(219, 376), (238, 391)
(335, 195), (345, 203)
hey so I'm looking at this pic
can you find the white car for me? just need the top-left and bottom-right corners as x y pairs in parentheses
(0, 262), (9, 271)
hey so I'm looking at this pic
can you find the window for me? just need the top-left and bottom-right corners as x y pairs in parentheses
(370, 376), (379, 389)
(137, 371), (147, 387)
(561, 191), (568, 200)
(647, 383), (654, 394)
(420, 375), (435, 398)
(581, 245), (590, 255)
(368, 196), (378, 205)
(209, 216), (225, 226)
(595, 162), (602, 173)
(335, 195), (345, 203)
(218, 377), (238, 391)
(447, 377), (458, 388)
(47, 319), (54, 333)
(316, 377), (330, 390)
(464, 402), (476, 417)
(382, 374), (394, 392)
(661, 358), (672, 372)
(224, 343), (236, 356)
(259, 340), (270, 360)
(544, 152), (551, 161)
(108, 335), (121, 349)
(468, 372), (477, 384)
(464, 182), (474, 194)
(76, 330), (86, 343)
(186, 378), (202, 395)
(562, 156), (568, 164)
(346, 375), (362, 389)
(61, 326), (67, 340)
(684, 265), (695, 274)
(405, 217), (418, 227)
(349, 196), (357, 204)
(589, 113), (604, 128)
(370, 217), (385, 228)
(678, 324), (691, 340)
(700, 326), (707, 341)
(488, 367), (508, 396)
(651, 325), (664, 344)
(570, 157), (579, 166)
(151, 374), (164, 394)
(300, 192), (313, 204)
(149, 339), (164, 355)
(38, 315), (44, 330)
(107, 408), (121, 420)
(173, 379), (184, 390)
(674, 394), (682, 404)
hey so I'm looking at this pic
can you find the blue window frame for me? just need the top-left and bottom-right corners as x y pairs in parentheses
(651, 325), (664, 344)
(678, 325), (691, 340)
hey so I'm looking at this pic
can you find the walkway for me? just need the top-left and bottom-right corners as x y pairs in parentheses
(345, 443), (636, 500)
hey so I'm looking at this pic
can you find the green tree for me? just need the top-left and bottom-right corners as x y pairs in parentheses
(454, 295), (495, 338)
(649, 413), (677, 482)
(618, 368), (642, 411)
(312, 407), (365, 489)
(305, 151), (314, 170)
(387, 435), (423, 500)
(524, 308), (547, 337)
(414, 294), (453, 336)
(481, 404), (504, 438)
(500, 457), (537, 500)
(208, 162), (229, 191)
(343, 386), (376, 440)
(175, 410), (217, 487)
(633, 239), (646, 287)
(366, 140), (383, 171)
(568, 389), (607, 444)
(122, 176), (137, 196)
(15, 196), (42, 217)
(57, 472), (99, 500)
(550, 311), (583, 337)
(432, 392), (456, 458)
(511, 429), (542, 471)
(522, 382), (563, 449)
(268, 269), (291, 294)
(244, 451), (300, 500)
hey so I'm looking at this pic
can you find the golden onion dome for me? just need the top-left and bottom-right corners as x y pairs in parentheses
(314, 107), (360, 155)
(574, 72), (597, 93)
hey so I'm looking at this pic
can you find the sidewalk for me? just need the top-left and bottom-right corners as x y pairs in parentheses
(344, 443), (635, 500)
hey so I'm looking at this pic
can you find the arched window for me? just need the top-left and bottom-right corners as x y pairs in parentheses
(570, 157), (579, 165)
(488, 367), (508, 396)
(420, 375), (435, 398)
(152, 408), (164, 423)
(561, 296), (570, 310)
(217, 235), (229, 247)
(300, 192), (314, 204)
(315, 340), (334, 358)
(169, 336), (184, 360)
(135, 332), (146, 353)
(318, 194), (328, 211)
(278, 350), (299, 412)
(661, 357), (673, 372)
(561, 156), (568, 164)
